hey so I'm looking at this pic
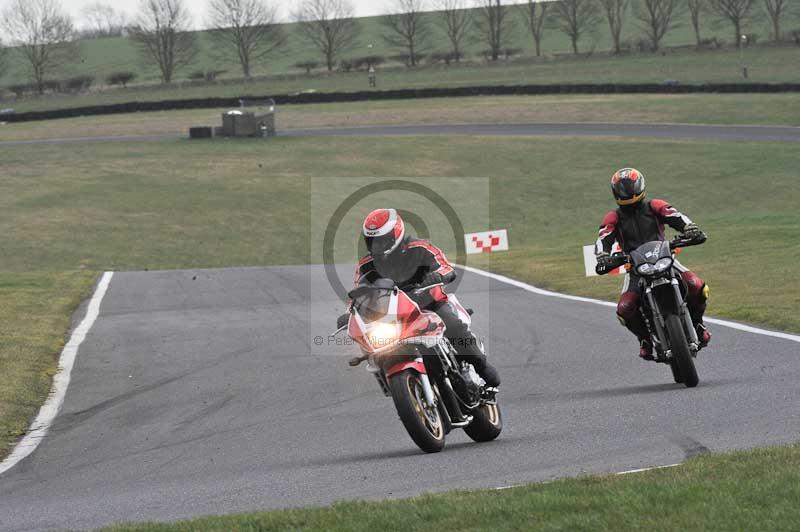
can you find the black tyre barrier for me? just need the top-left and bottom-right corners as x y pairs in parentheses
(5, 83), (800, 123)
(188, 126), (213, 139)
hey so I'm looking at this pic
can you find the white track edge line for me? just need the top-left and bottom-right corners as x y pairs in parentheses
(462, 265), (800, 344)
(0, 271), (114, 477)
(493, 462), (683, 491)
(617, 463), (681, 475)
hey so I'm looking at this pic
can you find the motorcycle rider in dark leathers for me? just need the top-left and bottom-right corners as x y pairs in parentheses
(354, 208), (501, 388)
(595, 168), (712, 360)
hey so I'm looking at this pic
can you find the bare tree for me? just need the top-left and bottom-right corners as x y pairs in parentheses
(475, 0), (515, 61)
(550, 0), (602, 55)
(686, 0), (706, 46)
(709, 0), (756, 48)
(600, 0), (629, 53)
(382, 0), (431, 66)
(129, 0), (198, 84)
(762, 0), (787, 41)
(634, 0), (683, 51)
(1, 0), (79, 95)
(208, 0), (286, 78)
(295, 0), (361, 72)
(0, 39), (7, 80)
(81, 2), (127, 38)
(435, 0), (472, 61)
(519, 0), (550, 57)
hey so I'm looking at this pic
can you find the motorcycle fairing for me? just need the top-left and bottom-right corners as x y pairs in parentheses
(349, 288), (447, 355)
(386, 358), (427, 378)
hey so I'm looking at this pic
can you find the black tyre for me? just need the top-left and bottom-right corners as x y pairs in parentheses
(389, 370), (445, 453)
(463, 401), (503, 442)
(669, 358), (684, 383)
(665, 314), (699, 388)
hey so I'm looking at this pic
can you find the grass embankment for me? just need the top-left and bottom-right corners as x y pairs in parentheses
(3, 6), (788, 86)
(1, 0), (798, 114)
(4, 45), (800, 114)
(102, 443), (800, 531)
(2, 93), (799, 143)
(1, 135), (798, 460)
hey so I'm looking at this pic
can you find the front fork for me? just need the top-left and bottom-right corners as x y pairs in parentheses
(644, 287), (668, 353)
(672, 279), (700, 348)
(644, 277), (699, 356)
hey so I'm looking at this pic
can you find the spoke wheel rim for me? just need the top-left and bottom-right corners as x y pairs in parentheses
(484, 403), (500, 426)
(407, 374), (443, 440)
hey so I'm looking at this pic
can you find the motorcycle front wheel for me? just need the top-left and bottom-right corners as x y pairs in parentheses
(463, 401), (503, 443)
(666, 314), (699, 388)
(389, 370), (446, 453)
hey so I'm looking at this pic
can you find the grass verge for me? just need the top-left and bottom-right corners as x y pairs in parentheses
(101, 443), (800, 531)
(0, 271), (98, 458)
(2, 93), (800, 143)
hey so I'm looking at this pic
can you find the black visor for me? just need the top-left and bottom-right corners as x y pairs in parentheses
(367, 233), (396, 255)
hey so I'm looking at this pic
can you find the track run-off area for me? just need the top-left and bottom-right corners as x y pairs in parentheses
(0, 122), (799, 147)
(0, 122), (798, 531)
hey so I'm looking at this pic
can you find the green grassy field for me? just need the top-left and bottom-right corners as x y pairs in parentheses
(101, 443), (800, 532)
(1, 2), (799, 113)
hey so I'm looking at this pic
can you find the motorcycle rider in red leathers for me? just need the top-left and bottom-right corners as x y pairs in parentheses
(355, 208), (501, 388)
(595, 168), (712, 360)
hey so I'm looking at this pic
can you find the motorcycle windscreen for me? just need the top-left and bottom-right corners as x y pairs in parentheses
(630, 240), (671, 267)
(353, 290), (392, 323)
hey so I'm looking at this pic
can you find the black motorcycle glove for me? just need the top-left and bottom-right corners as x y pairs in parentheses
(681, 224), (706, 244)
(421, 271), (444, 287)
(595, 253), (614, 276)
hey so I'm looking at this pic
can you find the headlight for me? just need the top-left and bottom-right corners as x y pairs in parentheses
(637, 258), (673, 276)
(654, 257), (674, 272)
(637, 263), (655, 275)
(368, 322), (400, 346)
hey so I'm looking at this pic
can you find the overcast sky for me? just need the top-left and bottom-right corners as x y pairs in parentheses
(55, 0), (436, 28)
(52, 0), (537, 29)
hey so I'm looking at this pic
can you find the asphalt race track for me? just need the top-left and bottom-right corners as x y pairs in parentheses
(1, 122), (800, 147)
(1, 265), (798, 531)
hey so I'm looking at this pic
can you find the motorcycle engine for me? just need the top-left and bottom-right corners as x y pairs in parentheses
(450, 363), (483, 405)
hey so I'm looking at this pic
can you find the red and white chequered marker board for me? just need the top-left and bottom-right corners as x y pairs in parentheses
(583, 243), (625, 277)
(465, 230), (509, 254)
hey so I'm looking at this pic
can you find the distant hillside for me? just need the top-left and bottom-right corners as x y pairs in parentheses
(0, 2), (794, 88)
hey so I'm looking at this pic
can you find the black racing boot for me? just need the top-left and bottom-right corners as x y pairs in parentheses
(472, 357), (501, 388)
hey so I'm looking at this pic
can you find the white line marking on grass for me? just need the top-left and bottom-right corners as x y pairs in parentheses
(462, 266), (800, 344)
(0, 272), (114, 477)
(617, 463), (681, 475)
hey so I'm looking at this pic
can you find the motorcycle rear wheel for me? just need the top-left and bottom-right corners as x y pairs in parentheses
(666, 314), (699, 388)
(463, 402), (503, 443)
(389, 370), (446, 453)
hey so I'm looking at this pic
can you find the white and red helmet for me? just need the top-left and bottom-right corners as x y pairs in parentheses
(363, 208), (405, 256)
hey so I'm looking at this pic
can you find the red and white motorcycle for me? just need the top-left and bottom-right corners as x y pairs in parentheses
(333, 277), (502, 453)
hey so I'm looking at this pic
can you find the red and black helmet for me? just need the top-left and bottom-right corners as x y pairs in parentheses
(363, 208), (405, 256)
(611, 168), (647, 206)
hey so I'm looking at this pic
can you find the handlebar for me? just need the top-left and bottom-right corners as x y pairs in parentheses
(409, 282), (444, 295)
(608, 235), (704, 267)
